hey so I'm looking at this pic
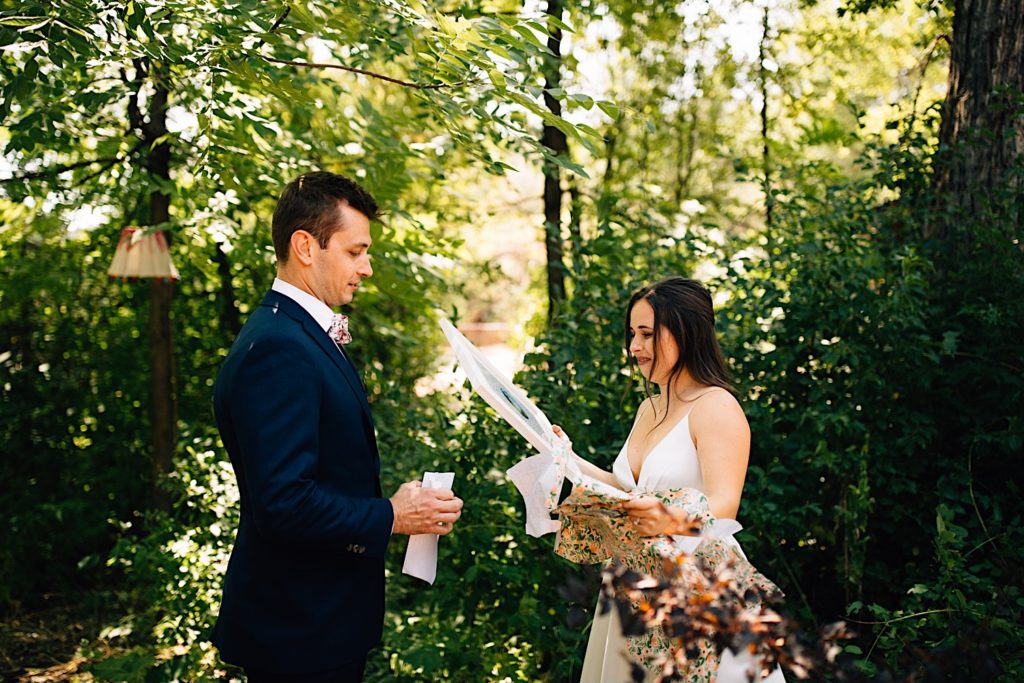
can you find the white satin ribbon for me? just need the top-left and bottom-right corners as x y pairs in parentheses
(671, 517), (747, 559)
(506, 435), (590, 538)
(506, 453), (563, 537)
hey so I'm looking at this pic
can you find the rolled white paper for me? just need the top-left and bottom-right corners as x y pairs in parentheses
(401, 471), (456, 585)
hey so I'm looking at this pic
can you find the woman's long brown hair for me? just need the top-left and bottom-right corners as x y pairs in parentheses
(624, 277), (733, 423)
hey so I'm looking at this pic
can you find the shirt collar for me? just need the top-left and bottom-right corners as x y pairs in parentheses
(272, 277), (335, 333)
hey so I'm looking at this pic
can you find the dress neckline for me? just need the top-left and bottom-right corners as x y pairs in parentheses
(624, 412), (691, 487)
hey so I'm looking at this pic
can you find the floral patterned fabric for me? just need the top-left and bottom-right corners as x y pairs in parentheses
(328, 313), (352, 345)
(557, 484), (781, 681)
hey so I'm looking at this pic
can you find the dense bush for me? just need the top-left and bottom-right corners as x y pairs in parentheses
(708, 130), (1023, 679)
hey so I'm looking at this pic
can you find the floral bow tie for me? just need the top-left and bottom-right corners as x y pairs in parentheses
(329, 313), (352, 345)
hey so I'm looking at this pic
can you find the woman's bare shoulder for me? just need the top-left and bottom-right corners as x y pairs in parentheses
(632, 395), (659, 424)
(689, 388), (750, 463)
(690, 388), (748, 427)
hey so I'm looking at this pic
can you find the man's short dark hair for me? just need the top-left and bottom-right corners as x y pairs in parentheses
(272, 172), (379, 263)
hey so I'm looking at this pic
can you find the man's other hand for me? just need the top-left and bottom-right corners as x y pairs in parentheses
(390, 481), (463, 536)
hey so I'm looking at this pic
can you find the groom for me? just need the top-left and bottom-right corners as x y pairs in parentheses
(211, 171), (463, 682)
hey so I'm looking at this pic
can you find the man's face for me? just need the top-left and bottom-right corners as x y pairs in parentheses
(309, 202), (373, 307)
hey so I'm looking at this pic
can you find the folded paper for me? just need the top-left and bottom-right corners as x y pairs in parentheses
(402, 471), (455, 585)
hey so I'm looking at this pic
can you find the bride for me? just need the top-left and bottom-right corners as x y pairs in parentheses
(557, 277), (786, 683)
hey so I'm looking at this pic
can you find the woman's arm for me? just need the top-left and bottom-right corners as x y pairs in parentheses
(571, 451), (622, 488)
(551, 426), (624, 489)
(689, 390), (750, 520)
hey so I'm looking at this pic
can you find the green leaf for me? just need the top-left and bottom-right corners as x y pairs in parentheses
(545, 14), (574, 34)
(940, 330), (959, 356)
(0, 16), (47, 29)
(568, 93), (593, 110)
(547, 152), (589, 178)
(596, 100), (619, 119)
(486, 68), (506, 90)
(511, 24), (545, 50)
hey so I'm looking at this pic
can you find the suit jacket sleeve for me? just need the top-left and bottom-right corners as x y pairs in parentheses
(224, 334), (393, 558)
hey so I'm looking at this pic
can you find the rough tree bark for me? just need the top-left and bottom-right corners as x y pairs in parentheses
(541, 0), (568, 328)
(933, 0), (1024, 239)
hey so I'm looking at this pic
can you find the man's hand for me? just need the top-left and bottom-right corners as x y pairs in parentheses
(390, 481), (463, 536)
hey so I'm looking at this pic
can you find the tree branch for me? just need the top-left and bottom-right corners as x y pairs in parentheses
(1, 139), (144, 185)
(267, 7), (291, 35)
(77, 140), (146, 188)
(259, 54), (469, 90)
(905, 33), (951, 135)
(251, 7), (291, 54)
(122, 61), (146, 135)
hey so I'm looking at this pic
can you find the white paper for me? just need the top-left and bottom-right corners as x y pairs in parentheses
(401, 471), (455, 584)
(440, 320), (557, 456)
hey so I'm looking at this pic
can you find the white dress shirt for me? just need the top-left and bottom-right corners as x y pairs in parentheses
(272, 277), (335, 333)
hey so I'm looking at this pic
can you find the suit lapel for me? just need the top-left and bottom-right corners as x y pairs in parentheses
(260, 291), (374, 425)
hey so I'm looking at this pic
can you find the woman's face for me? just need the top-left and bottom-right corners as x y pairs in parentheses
(628, 299), (680, 385)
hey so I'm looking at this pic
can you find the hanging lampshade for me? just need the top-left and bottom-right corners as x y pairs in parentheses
(108, 227), (179, 281)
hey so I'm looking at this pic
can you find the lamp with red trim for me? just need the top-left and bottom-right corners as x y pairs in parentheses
(107, 227), (179, 281)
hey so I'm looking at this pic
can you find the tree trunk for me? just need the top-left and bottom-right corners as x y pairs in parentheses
(144, 68), (176, 513)
(541, 0), (568, 328)
(933, 0), (1024, 239)
(213, 242), (242, 337)
(760, 6), (774, 235)
(672, 108), (691, 207)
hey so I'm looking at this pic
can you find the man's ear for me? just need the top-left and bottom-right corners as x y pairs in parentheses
(289, 230), (317, 266)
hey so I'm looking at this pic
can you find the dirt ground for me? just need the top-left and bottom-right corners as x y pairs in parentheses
(0, 594), (109, 683)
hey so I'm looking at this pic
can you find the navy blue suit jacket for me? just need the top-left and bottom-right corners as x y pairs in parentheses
(211, 290), (394, 673)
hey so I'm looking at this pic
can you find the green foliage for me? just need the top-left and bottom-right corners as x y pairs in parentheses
(0, 217), (151, 603)
(91, 429), (236, 681)
(0, 0), (596, 605)
(367, 192), (703, 682)
(372, 388), (577, 682)
(6, 114), (1021, 683)
(371, 115), (1023, 681)
(2, 1), (1022, 682)
(721, 125), (1022, 678)
(0, 2), (608, 676)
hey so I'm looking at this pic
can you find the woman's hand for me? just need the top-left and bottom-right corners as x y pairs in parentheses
(623, 496), (685, 537)
(552, 425), (624, 490)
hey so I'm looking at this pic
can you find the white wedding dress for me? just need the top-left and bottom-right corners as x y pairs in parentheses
(579, 411), (786, 683)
